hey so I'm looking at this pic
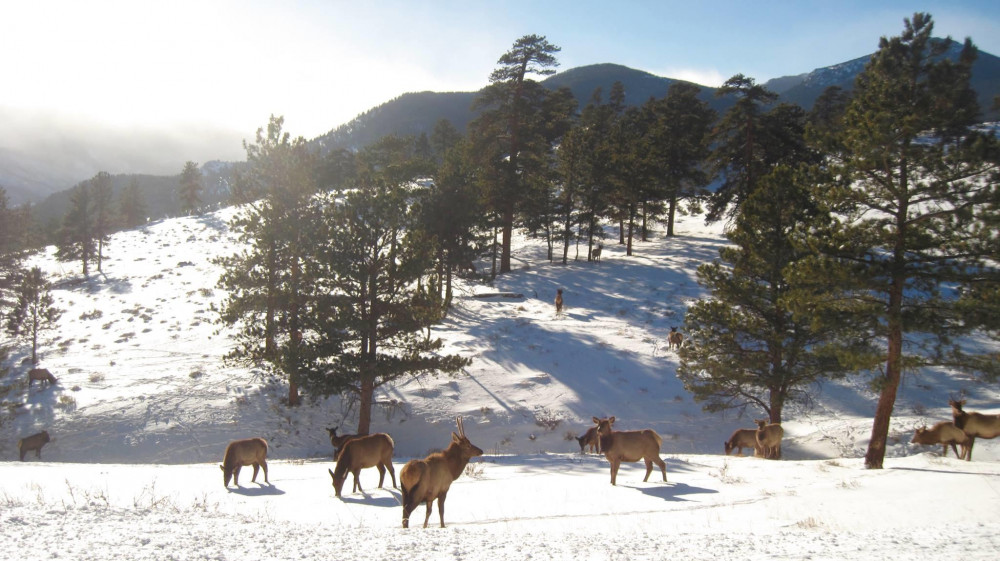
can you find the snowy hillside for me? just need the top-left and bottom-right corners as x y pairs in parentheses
(2, 206), (999, 560)
(3, 206), (996, 463)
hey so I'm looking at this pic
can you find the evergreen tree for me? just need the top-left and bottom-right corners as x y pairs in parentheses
(119, 176), (147, 229)
(6, 266), (62, 365)
(217, 116), (319, 406)
(471, 34), (561, 274)
(430, 119), (462, 162)
(0, 187), (29, 317)
(649, 82), (716, 237)
(56, 181), (96, 277)
(91, 171), (114, 273)
(788, 13), (1000, 469)
(179, 161), (203, 215)
(678, 166), (853, 426)
(304, 138), (469, 435)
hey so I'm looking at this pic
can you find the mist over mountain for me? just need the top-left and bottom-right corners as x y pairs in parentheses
(6, 38), (1000, 216)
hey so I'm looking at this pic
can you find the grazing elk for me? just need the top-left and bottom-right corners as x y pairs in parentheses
(220, 437), (269, 488)
(724, 428), (760, 457)
(950, 399), (1000, 461)
(555, 289), (564, 314)
(328, 433), (397, 497)
(910, 421), (969, 459)
(326, 426), (359, 459)
(667, 327), (683, 351)
(576, 426), (600, 454)
(401, 417), (483, 528)
(18, 430), (50, 461)
(593, 416), (667, 486)
(28, 368), (57, 388)
(754, 419), (784, 459)
(591, 244), (603, 263)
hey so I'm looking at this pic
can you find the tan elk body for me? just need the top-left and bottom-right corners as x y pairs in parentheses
(724, 428), (760, 456)
(328, 433), (397, 497)
(400, 417), (483, 528)
(326, 426), (359, 459)
(28, 368), (57, 388)
(18, 430), (50, 461)
(667, 327), (683, 351)
(754, 419), (784, 459)
(576, 426), (600, 454)
(950, 399), (1000, 461)
(220, 437), (269, 487)
(910, 421), (969, 459)
(593, 416), (667, 485)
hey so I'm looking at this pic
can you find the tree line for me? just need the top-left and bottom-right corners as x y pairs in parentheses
(2, 13), (998, 469)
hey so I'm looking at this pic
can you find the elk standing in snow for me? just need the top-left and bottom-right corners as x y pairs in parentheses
(555, 289), (564, 314)
(576, 426), (600, 454)
(754, 419), (784, 459)
(667, 327), (683, 351)
(593, 416), (667, 486)
(326, 426), (359, 459)
(328, 433), (397, 497)
(724, 428), (760, 457)
(910, 421), (969, 459)
(28, 368), (57, 388)
(950, 399), (1000, 461)
(591, 244), (602, 263)
(18, 430), (50, 461)
(220, 437), (269, 487)
(400, 417), (483, 528)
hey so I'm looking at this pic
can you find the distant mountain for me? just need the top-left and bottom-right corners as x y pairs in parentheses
(765, 38), (1000, 118)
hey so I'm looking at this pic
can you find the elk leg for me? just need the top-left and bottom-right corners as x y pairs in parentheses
(352, 469), (363, 494)
(377, 464), (386, 488)
(437, 491), (448, 528)
(654, 456), (667, 482)
(386, 462), (397, 489)
(261, 460), (269, 484)
(965, 437), (975, 461)
(422, 500), (434, 528)
(233, 465), (242, 486)
(251, 463), (260, 483)
(643, 458), (653, 482)
(610, 460), (620, 486)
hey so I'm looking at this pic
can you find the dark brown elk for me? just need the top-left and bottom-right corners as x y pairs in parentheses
(724, 428), (760, 456)
(401, 417), (483, 528)
(591, 244), (603, 263)
(910, 421), (969, 459)
(220, 437), (269, 487)
(593, 416), (667, 486)
(754, 419), (784, 459)
(28, 368), (57, 388)
(555, 289), (564, 314)
(576, 426), (600, 454)
(328, 433), (397, 497)
(950, 399), (1000, 461)
(18, 431), (50, 461)
(667, 327), (683, 351)
(326, 426), (359, 459)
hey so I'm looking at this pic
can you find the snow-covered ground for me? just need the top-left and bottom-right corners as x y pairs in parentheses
(2, 207), (998, 560)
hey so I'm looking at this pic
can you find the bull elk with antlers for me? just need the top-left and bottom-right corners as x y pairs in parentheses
(400, 417), (483, 528)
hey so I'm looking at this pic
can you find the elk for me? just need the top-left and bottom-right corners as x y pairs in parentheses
(28, 368), (57, 388)
(328, 433), (397, 497)
(667, 327), (683, 351)
(591, 244), (603, 263)
(220, 437), (269, 488)
(593, 416), (667, 486)
(724, 428), (760, 457)
(18, 430), (50, 461)
(401, 417), (483, 528)
(754, 419), (783, 459)
(555, 289), (564, 314)
(576, 426), (600, 454)
(326, 426), (359, 459)
(910, 421), (969, 459)
(950, 399), (1000, 461)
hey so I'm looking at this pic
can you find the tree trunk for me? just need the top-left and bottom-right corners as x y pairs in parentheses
(357, 376), (375, 435)
(865, 279), (905, 469)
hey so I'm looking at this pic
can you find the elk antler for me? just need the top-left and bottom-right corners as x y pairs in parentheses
(456, 416), (465, 437)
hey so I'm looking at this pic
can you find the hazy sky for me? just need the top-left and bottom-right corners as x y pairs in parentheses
(2, 0), (999, 164)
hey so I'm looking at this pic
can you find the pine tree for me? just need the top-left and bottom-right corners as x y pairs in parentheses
(304, 137), (469, 435)
(56, 181), (96, 277)
(179, 161), (203, 215)
(472, 34), (561, 274)
(217, 116), (318, 406)
(119, 176), (147, 229)
(678, 166), (853, 426)
(6, 266), (62, 365)
(789, 13), (1000, 469)
(0, 187), (29, 317)
(91, 171), (114, 274)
